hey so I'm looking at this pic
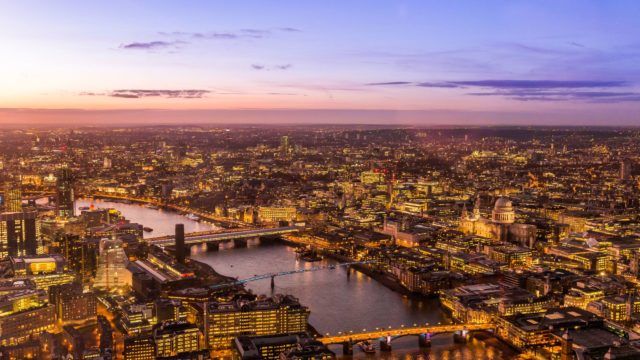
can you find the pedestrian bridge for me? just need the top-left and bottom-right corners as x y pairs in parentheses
(319, 323), (493, 345)
(146, 226), (300, 246)
(209, 261), (372, 290)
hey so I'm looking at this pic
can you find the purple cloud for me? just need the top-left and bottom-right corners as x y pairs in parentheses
(251, 64), (293, 71)
(82, 89), (210, 99)
(450, 80), (627, 89)
(416, 82), (460, 88)
(467, 89), (640, 103)
(367, 78), (637, 103)
(120, 41), (185, 50)
(367, 81), (413, 86)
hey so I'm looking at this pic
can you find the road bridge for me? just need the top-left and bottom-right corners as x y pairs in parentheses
(319, 323), (494, 354)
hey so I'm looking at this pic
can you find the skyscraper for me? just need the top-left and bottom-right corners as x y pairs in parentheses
(3, 183), (22, 213)
(620, 160), (631, 180)
(56, 167), (75, 218)
(280, 135), (290, 156)
(0, 211), (38, 257)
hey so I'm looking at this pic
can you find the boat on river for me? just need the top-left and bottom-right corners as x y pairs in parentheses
(186, 213), (200, 221)
(143, 227), (153, 232)
(358, 340), (376, 354)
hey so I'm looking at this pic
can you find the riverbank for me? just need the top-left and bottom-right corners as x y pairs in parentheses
(278, 237), (420, 297)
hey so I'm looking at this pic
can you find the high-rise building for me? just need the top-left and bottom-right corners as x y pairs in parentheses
(62, 234), (98, 283)
(280, 135), (290, 156)
(175, 223), (186, 264)
(94, 238), (130, 291)
(3, 183), (22, 213)
(0, 211), (39, 257)
(620, 159), (631, 180)
(56, 167), (75, 218)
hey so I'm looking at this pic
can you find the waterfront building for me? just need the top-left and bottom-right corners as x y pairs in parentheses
(257, 207), (297, 224)
(196, 295), (309, 351)
(234, 333), (334, 360)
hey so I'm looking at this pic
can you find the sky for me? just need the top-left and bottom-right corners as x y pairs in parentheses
(1, 0), (640, 126)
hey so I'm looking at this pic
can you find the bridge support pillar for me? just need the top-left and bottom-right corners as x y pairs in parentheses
(270, 275), (275, 290)
(233, 239), (247, 248)
(418, 333), (432, 348)
(379, 340), (392, 352)
(206, 242), (219, 252)
(346, 265), (351, 279)
(342, 340), (353, 355)
(453, 330), (467, 343)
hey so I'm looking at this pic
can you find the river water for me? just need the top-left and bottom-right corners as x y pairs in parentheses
(75, 199), (517, 359)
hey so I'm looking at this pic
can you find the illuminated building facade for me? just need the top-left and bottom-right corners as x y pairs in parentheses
(0, 304), (55, 346)
(55, 167), (75, 218)
(153, 321), (203, 358)
(257, 207), (297, 224)
(460, 196), (537, 248)
(49, 283), (97, 324)
(0, 211), (39, 258)
(93, 238), (130, 291)
(123, 334), (155, 360)
(201, 295), (309, 351)
(3, 184), (22, 213)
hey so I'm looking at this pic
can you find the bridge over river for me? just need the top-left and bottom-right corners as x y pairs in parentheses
(319, 323), (494, 354)
(145, 226), (300, 246)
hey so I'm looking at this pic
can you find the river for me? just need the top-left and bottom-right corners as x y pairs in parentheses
(75, 198), (518, 359)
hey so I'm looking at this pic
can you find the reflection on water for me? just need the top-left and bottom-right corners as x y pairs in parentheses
(76, 199), (517, 359)
(75, 198), (217, 238)
(192, 244), (517, 359)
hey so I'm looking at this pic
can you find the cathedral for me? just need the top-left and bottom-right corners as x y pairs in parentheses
(459, 196), (537, 248)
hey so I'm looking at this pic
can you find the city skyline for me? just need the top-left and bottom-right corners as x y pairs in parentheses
(2, 1), (640, 126)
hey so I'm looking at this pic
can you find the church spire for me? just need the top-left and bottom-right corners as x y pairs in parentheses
(461, 203), (468, 219)
(473, 194), (481, 219)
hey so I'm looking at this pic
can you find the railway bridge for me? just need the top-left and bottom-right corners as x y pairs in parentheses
(145, 226), (300, 249)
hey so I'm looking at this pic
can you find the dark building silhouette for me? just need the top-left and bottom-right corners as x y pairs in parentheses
(56, 167), (75, 218)
(0, 211), (38, 257)
(175, 224), (185, 264)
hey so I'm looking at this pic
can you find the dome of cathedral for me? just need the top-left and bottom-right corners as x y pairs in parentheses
(492, 196), (515, 224)
(494, 197), (513, 211)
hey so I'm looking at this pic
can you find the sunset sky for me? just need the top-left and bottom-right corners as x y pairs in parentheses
(1, 1), (640, 125)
